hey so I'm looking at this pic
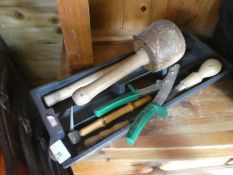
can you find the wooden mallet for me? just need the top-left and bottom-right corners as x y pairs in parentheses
(72, 20), (186, 106)
(43, 62), (121, 107)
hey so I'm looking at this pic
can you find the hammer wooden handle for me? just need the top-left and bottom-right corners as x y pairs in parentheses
(44, 62), (120, 107)
(79, 96), (151, 137)
(72, 49), (150, 106)
(177, 59), (222, 91)
(84, 120), (129, 147)
(72, 20), (186, 106)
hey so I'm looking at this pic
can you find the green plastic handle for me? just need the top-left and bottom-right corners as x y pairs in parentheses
(126, 103), (168, 145)
(94, 85), (140, 117)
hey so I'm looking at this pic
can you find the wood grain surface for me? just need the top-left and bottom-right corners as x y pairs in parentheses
(0, 0), (220, 86)
(0, 1), (62, 86)
(56, 0), (93, 73)
(72, 158), (233, 175)
(72, 51), (233, 174)
(91, 0), (220, 42)
(0, 1), (229, 174)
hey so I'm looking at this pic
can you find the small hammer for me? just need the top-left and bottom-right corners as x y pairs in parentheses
(68, 96), (151, 144)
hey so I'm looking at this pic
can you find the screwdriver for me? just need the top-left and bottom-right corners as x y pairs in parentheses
(167, 58), (222, 100)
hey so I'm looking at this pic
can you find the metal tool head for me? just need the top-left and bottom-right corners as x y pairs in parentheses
(153, 64), (180, 105)
(133, 20), (185, 72)
(136, 80), (162, 96)
(68, 130), (81, 144)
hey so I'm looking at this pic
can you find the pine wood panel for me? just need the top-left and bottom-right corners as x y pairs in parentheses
(91, 146), (233, 161)
(93, 43), (133, 65)
(72, 158), (233, 175)
(72, 160), (154, 175)
(150, 0), (169, 21)
(56, 0), (93, 72)
(91, 0), (220, 41)
(170, 0), (220, 37)
(123, 0), (152, 29)
(0, 0), (63, 86)
(0, 27), (62, 46)
(0, 0), (221, 86)
(0, 7), (59, 27)
(89, 0), (124, 29)
(92, 29), (136, 42)
(0, 0), (56, 7)
(0, 26), (62, 86)
(10, 45), (61, 60)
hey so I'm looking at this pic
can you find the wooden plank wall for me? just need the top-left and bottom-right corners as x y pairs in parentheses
(0, 0), (220, 86)
(0, 0), (63, 86)
(57, 0), (94, 73)
(90, 0), (220, 42)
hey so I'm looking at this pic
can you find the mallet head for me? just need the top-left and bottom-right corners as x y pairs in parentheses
(133, 19), (186, 72)
(72, 20), (186, 106)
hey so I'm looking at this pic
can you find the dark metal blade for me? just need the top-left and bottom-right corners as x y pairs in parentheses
(136, 80), (162, 96)
(153, 64), (180, 105)
(165, 88), (180, 102)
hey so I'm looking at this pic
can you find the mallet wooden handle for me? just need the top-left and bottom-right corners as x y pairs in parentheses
(177, 59), (222, 91)
(84, 120), (129, 147)
(44, 62), (120, 107)
(79, 96), (151, 137)
(72, 49), (150, 106)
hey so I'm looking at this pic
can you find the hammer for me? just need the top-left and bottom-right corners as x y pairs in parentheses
(68, 96), (151, 144)
(72, 20), (186, 106)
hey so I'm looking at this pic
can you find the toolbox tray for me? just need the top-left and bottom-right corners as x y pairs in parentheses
(31, 33), (232, 168)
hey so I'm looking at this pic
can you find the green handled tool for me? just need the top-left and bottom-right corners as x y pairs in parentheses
(94, 79), (162, 117)
(126, 64), (180, 145)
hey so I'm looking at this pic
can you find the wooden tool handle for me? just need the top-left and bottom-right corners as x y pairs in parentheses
(79, 118), (104, 136)
(84, 120), (129, 147)
(104, 96), (151, 124)
(72, 49), (150, 106)
(79, 96), (151, 137)
(178, 59), (222, 91)
(44, 62), (120, 107)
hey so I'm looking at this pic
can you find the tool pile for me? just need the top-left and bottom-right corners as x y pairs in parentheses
(30, 19), (232, 168)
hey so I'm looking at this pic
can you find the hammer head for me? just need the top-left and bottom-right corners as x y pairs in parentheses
(68, 130), (81, 144)
(133, 20), (186, 72)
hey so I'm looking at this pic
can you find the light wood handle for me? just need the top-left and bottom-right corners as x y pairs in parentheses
(72, 49), (150, 106)
(103, 95), (152, 124)
(178, 59), (222, 91)
(44, 62), (120, 107)
(79, 96), (151, 137)
(84, 120), (129, 147)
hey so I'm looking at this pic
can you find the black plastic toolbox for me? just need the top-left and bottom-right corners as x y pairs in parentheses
(30, 33), (232, 168)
